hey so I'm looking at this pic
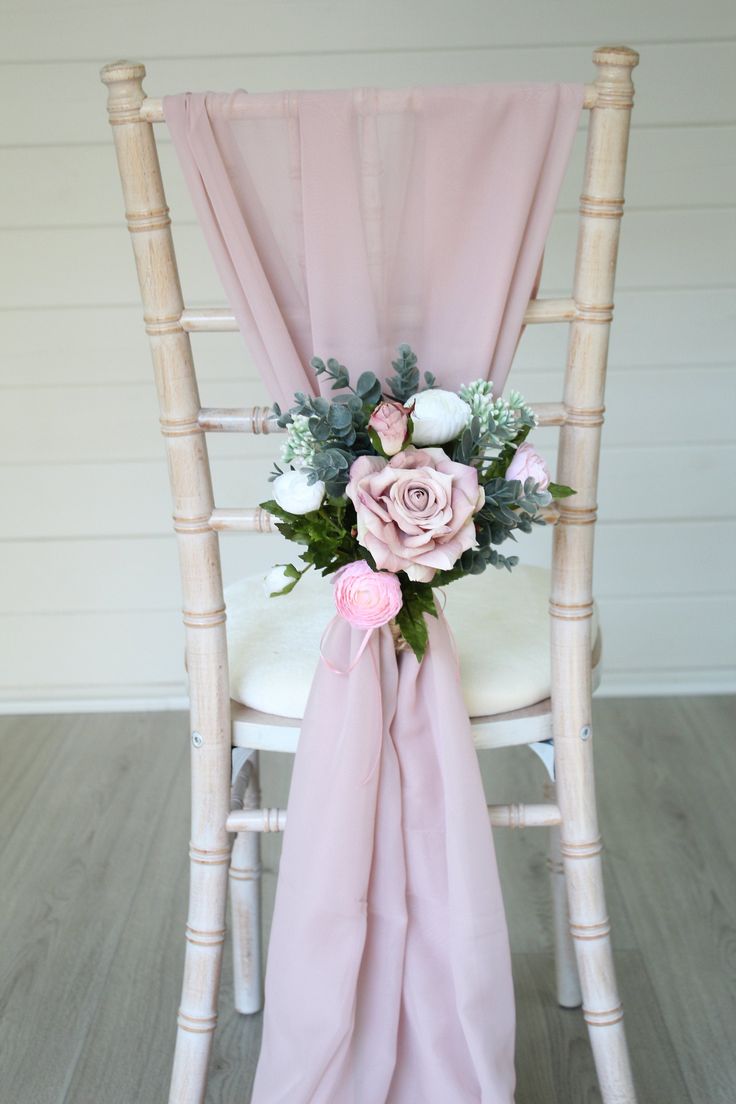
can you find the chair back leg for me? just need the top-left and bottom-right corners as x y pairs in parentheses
(551, 46), (639, 1104)
(100, 61), (233, 1104)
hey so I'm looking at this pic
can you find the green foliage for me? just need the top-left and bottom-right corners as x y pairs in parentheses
(480, 476), (550, 538)
(428, 475), (550, 590)
(459, 381), (536, 446)
(309, 448), (353, 498)
(450, 415), (485, 465)
(386, 344), (435, 404)
(395, 580), (438, 662)
(274, 359), (384, 495)
(479, 421), (533, 480)
(311, 356), (383, 406)
(268, 563), (309, 597)
(548, 482), (576, 499)
(311, 356), (350, 391)
(260, 497), (361, 576)
(264, 349), (576, 664)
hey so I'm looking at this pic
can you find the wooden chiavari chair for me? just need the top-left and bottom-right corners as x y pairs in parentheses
(100, 44), (640, 1104)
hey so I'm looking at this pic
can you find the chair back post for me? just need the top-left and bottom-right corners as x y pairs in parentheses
(100, 60), (232, 1017)
(551, 45), (638, 759)
(549, 45), (638, 1096)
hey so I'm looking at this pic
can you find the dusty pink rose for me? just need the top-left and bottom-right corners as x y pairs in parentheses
(368, 400), (410, 456)
(333, 561), (403, 629)
(346, 447), (484, 583)
(505, 442), (551, 491)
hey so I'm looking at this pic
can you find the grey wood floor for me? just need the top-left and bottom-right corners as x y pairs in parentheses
(0, 696), (734, 1104)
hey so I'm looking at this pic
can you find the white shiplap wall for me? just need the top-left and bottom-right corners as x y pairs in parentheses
(1, 1), (735, 710)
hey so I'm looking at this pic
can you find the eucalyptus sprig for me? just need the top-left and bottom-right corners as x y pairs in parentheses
(386, 344), (436, 404)
(274, 360), (384, 495)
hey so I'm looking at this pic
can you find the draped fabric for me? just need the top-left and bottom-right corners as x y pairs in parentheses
(164, 82), (583, 1104)
(164, 84), (583, 408)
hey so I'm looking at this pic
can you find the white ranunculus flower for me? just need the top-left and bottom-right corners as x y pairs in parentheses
(272, 469), (326, 514)
(263, 565), (294, 597)
(410, 388), (472, 446)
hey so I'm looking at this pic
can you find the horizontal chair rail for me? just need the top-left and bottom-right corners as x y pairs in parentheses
(198, 407), (279, 433)
(182, 298), (576, 333)
(198, 401), (566, 434)
(210, 508), (276, 533)
(226, 802), (561, 834)
(141, 87), (597, 123)
(209, 501), (560, 534)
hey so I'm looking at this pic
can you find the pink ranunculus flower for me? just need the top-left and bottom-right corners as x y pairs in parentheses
(368, 400), (410, 456)
(333, 560), (403, 629)
(505, 442), (551, 491)
(346, 447), (484, 583)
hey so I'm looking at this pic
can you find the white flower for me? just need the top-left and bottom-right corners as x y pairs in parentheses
(409, 389), (472, 446)
(263, 565), (294, 597)
(272, 469), (325, 514)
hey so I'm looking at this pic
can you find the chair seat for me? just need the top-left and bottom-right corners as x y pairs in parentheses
(225, 565), (599, 726)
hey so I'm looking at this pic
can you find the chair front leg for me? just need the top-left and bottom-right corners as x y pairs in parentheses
(229, 750), (264, 1014)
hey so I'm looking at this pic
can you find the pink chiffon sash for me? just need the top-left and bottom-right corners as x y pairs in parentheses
(164, 84), (583, 407)
(253, 610), (515, 1104)
(163, 81), (584, 1102)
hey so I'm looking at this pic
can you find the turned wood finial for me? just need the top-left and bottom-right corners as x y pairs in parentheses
(592, 45), (639, 68)
(592, 46), (639, 108)
(100, 60), (147, 122)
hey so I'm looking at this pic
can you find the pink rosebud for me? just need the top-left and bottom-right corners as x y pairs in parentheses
(505, 442), (551, 491)
(333, 561), (403, 629)
(368, 400), (410, 457)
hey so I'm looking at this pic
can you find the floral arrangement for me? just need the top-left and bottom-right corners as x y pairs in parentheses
(261, 346), (573, 660)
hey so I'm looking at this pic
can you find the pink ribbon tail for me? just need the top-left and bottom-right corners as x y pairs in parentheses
(319, 616), (375, 676)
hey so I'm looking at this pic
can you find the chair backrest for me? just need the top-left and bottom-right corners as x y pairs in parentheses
(100, 48), (638, 741)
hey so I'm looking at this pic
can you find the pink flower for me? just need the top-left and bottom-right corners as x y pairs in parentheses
(505, 442), (551, 491)
(368, 400), (410, 456)
(346, 447), (484, 583)
(333, 561), (403, 629)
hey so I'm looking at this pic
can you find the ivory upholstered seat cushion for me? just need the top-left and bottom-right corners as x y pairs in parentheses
(225, 565), (598, 720)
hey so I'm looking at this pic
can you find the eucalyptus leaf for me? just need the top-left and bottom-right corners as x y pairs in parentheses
(356, 371), (380, 398)
(328, 403), (353, 430)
